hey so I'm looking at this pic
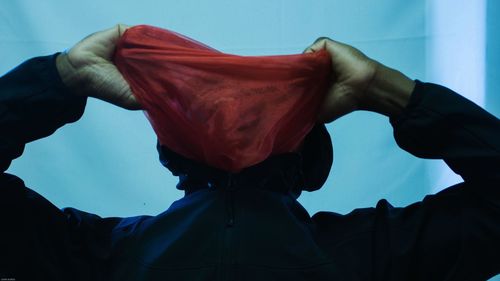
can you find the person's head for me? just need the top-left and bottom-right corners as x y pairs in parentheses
(114, 25), (334, 193)
(157, 123), (333, 196)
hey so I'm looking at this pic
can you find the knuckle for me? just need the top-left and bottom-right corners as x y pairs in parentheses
(314, 37), (331, 44)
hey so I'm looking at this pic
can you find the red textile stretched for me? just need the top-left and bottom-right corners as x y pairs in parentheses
(114, 25), (331, 172)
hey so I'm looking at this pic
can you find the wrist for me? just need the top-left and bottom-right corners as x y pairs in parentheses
(55, 53), (86, 95)
(362, 62), (415, 117)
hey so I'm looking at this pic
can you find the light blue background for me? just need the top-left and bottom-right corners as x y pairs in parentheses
(1, 1), (499, 279)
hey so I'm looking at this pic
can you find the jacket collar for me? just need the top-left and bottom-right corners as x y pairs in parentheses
(157, 143), (304, 198)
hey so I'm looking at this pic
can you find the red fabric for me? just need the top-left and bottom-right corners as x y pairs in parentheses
(114, 25), (331, 172)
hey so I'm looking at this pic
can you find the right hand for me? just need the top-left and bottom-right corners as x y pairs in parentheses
(56, 24), (141, 110)
(305, 38), (379, 123)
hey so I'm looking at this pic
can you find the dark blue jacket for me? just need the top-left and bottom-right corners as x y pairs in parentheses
(0, 55), (499, 281)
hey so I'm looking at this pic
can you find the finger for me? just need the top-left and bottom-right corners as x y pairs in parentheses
(313, 36), (332, 44)
(303, 37), (330, 53)
(81, 24), (132, 48)
(98, 24), (126, 45)
(76, 24), (132, 60)
(124, 94), (142, 110)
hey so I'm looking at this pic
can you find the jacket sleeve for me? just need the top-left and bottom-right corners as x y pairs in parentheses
(381, 81), (500, 280)
(0, 55), (127, 281)
(0, 54), (87, 172)
(390, 80), (500, 185)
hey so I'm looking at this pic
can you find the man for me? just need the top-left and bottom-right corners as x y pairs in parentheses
(1, 25), (499, 280)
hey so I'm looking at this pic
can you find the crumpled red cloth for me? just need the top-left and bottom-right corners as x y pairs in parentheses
(114, 25), (331, 172)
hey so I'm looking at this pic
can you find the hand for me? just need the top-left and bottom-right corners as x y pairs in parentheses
(305, 38), (378, 122)
(56, 24), (140, 110)
(305, 38), (414, 122)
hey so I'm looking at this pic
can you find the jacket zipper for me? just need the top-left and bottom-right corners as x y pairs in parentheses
(219, 174), (236, 281)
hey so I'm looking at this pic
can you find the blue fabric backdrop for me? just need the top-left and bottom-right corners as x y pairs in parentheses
(1, 1), (498, 279)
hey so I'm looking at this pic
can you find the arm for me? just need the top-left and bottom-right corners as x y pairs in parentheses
(391, 81), (500, 184)
(0, 54), (87, 172)
(305, 37), (500, 184)
(306, 38), (500, 280)
(381, 81), (499, 280)
(1, 24), (139, 172)
(0, 25), (138, 279)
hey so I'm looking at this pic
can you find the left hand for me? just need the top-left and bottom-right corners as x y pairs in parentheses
(304, 37), (414, 121)
(56, 24), (141, 110)
(304, 37), (378, 123)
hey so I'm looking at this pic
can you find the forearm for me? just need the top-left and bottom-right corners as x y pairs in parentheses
(365, 60), (500, 182)
(359, 59), (500, 183)
(390, 80), (500, 183)
(0, 54), (87, 171)
(362, 62), (415, 118)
